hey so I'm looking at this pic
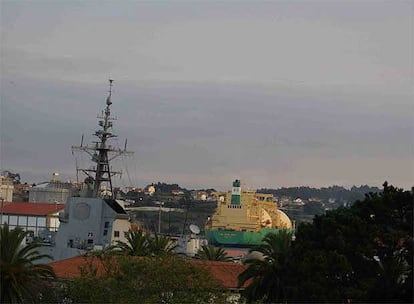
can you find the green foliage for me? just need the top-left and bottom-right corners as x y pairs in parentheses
(303, 201), (325, 216)
(150, 182), (186, 194)
(238, 183), (412, 303)
(111, 230), (178, 257)
(1, 170), (21, 185)
(148, 233), (178, 256)
(112, 230), (150, 256)
(259, 184), (380, 204)
(238, 230), (292, 303)
(0, 223), (55, 303)
(287, 183), (413, 303)
(196, 245), (232, 261)
(67, 255), (226, 303)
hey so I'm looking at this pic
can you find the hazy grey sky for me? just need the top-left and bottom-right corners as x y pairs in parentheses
(1, 1), (413, 190)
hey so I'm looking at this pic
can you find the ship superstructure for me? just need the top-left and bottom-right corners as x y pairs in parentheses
(46, 80), (133, 261)
(72, 79), (133, 198)
(205, 180), (292, 246)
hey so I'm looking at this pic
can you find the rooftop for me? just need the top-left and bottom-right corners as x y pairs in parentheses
(1, 202), (65, 216)
(49, 256), (249, 289)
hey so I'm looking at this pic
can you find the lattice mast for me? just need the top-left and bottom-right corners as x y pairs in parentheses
(72, 79), (133, 198)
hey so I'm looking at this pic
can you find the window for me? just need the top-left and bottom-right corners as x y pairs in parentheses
(49, 218), (58, 231)
(37, 217), (46, 228)
(114, 231), (120, 238)
(28, 216), (37, 227)
(9, 215), (18, 225)
(103, 230), (108, 236)
(1, 215), (8, 225)
(104, 221), (109, 228)
(18, 216), (27, 226)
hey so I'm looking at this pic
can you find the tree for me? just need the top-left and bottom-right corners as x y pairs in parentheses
(1, 170), (21, 185)
(242, 184), (412, 303)
(147, 233), (177, 256)
(0, 223), (55, 303)
(196, 244), (232, 261)
(112, 230), (178, 257)
(238, 230), (292, 303)
(288, 183), (413, 303)
(67, 255), (226, 303)
(111, 230), (150, 256)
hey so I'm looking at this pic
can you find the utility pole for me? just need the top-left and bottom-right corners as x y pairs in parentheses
(0, 197), (4, 227)
(158, 202), (164, 234)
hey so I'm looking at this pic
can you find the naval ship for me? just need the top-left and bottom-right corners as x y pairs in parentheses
(205, 180), (292, 246)
(43, 80), (133, 261)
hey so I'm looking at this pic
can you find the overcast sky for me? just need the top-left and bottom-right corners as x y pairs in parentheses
(1, 1), (413, 191)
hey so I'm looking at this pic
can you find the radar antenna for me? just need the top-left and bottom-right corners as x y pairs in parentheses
(72, 79), (133, 198)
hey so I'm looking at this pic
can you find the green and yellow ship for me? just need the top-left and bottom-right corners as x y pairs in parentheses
(205, 180), (292, 246)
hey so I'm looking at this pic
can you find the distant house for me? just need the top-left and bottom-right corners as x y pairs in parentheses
(13, 183), (30, 195)
(328, 198), (336, 204)
(309, 197), (322, 203)
(190, 190), (210, 201)
(210, 191), (225, 202)
(198, 191), (208, 201)
(28, 181), (76, 204)
(146, 185), (156, 196)
(125, 187), (144, 193)
(0, 202), (65, 239)
(0, 175), (14, 201)
(171, 189), (184, 195)
(293, 198), (305, 205)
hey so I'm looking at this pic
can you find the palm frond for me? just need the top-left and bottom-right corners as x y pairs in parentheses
(0, 223), (56, 303)
(196, 245), (232, 261)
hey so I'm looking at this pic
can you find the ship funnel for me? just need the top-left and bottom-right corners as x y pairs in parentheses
(231, 179), (241, 205)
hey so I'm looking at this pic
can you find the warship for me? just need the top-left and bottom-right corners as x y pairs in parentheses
(205, 180), (292, 246)
(43, 80), (134, 261)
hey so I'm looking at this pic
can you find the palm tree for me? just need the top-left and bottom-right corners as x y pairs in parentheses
(238, 230), (292, 303)
(112, 230), (150, 256)
(0, 223), (55, 303)
(148, 233), (177, 256)
(196, 245), (232, 261)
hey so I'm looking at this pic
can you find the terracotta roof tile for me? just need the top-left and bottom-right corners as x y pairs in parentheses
(190, 259), (249, 288)
(50, 256), (105, 279)
(2, 202), (65, 216)
(49, 256), (249, 289)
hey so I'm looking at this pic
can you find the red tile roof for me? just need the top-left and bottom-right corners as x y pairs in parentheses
(2, 202), (65, 216)
(49, 256), (249, 289)
(50, 256), (104, 279)
(190, 259), (249, 289)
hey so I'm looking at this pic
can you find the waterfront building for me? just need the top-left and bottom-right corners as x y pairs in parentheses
(0, 175), (14, 202)
(0, 202), (65, 239)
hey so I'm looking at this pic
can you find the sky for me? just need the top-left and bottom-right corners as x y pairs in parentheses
(0, 1), (413, 191)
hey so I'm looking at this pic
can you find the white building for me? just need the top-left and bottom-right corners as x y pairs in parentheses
(29, 181), (74, 204)
(0, 176), (14, 202)
(0, 202), (65, 239)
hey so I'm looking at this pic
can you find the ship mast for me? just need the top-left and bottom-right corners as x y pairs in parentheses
(72, 79), (133, 199)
